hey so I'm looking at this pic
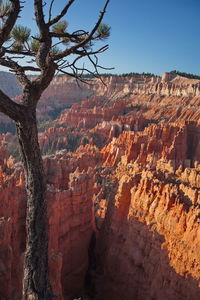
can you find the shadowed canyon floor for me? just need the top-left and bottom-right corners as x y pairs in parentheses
(0, 72), (200, 299)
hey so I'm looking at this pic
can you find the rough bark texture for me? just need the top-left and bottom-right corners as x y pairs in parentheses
(15, 108), (52, 300)
(0, 56), (56, 299)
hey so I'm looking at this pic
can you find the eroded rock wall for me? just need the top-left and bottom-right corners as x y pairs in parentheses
(0, 146), (101, 300)
(94, 122), (200, 300)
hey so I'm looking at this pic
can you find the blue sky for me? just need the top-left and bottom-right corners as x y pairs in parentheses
(1, 0), (200, 76)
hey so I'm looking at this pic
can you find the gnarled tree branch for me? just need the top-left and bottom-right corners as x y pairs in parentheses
(51, 0), (110, 61)
(0, 57), (31, 86)
(0, 89), (24, 121)
(47, 0), (76, 26)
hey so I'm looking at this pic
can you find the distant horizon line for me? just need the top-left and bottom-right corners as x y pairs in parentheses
(1, 69), (200, 80)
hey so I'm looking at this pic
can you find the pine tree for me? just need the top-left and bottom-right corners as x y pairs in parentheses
(0, 1), (111, 299)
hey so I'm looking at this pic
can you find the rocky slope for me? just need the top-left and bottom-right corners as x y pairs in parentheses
(0, 73), (200, 299)
(94, 122), (200, 300)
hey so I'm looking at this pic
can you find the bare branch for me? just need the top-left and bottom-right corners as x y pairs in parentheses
(22, 66), (41, 72)
(0, 57), (31, 86)
(86, 54), (109, 86)
(90, 53), (114, 71)
(5, 49), (35, 57)
(8, 55), (25, 59)
(50, 29), (89, 42)
(50, 31), (84, 42)
(48, 0), (76, 26)
(48, 0), (55, 23)
(0, 89), (24, 121)
(74, 45), (109, 56)
(57, 68), (90, 86)
(78, 0), (110, 45)
(52, 0), (110, 61)
(57, 42), (112, 87)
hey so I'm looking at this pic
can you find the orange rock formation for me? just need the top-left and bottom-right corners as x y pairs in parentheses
(95, 122), (200, 300)
(0, 73), (200, 299)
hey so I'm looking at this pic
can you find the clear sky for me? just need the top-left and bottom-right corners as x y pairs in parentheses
(1, 0), (200, 76)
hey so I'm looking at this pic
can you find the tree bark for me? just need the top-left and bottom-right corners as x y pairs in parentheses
(15, 108), (52, 300)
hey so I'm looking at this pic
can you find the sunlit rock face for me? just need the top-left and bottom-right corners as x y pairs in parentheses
(94, 122), (200, 300)
(0, 72), (200, 299)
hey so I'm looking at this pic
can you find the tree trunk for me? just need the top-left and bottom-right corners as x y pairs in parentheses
(15, 108), (52, 300)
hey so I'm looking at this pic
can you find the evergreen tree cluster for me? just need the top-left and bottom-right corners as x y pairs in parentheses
(81, 71), (157, 78)
(170, 70), (200, 80)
